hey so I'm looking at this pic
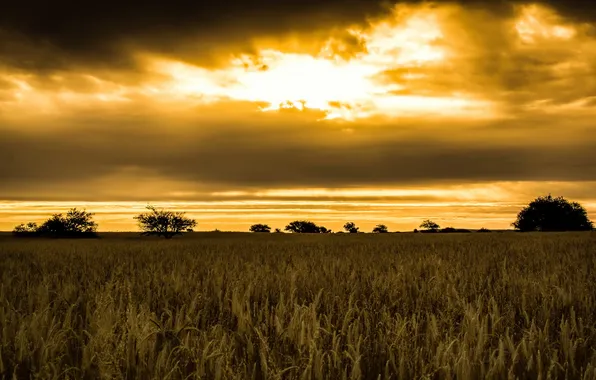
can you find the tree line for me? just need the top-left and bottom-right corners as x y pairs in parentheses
(11, 194), (594, 239)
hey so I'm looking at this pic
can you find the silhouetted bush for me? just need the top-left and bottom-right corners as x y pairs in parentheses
(440, 227), (471, 233)
(513, 195), (593, 232)
(343, 222), (359, 233)
(419, 220), (440, 232)
(284, 220), (326, 233)
(13, 209), (98, 238)
(134, 205), (197, 239)
(249, 224), (271, 233)
(12, 222), (41, 237)
(477, 228), (492, 233)
(372, 224), (389, 233)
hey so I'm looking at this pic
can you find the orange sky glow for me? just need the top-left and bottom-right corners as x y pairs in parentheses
(1, 2), (595, 231)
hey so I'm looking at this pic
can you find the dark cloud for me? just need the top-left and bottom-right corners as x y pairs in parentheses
(2, 0), (590, 73)
(1, 0), (595, 203)
(1, 110), (596, 200)
(0, 0), (390, 72)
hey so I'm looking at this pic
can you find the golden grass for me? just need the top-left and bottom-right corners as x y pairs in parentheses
(1, 232), (595, 379)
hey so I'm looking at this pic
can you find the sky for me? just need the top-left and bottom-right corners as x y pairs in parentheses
(1, 0), (596, 232)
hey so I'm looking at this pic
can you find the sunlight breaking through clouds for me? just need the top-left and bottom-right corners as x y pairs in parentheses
(515, 4), (576, 43)
(147, 5), (498, 120)
(1, 3), (594, 121)
(1, 2), (596, 231)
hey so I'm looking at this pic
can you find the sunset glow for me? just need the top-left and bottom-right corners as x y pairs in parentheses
(148, 6), (494, 120)
(1, 2), (596, 231)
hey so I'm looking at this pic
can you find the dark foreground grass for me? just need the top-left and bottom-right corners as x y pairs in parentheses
(1, 232), (595, 379)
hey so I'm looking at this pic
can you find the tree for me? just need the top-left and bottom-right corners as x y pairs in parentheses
(12, 222), (40, 237)
(274, 228), (282, 233)
(420, 219), (440, 232)
(134, 205), (197, 239)
(513, 194), (593, 232)
(344, 222), (359, 233)
(319, 226), (332, 233)
(250, 224), (271, 233)
(372, 224), (388, 233)
(284, 220), (322, 233)
(13, 208), (98, 238)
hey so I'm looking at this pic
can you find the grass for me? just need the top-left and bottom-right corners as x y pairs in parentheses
(1, 232), (595, 379)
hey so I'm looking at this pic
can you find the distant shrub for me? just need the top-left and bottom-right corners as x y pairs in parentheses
(12, 222), (41, 237)
(477, 228), (492, 233)
(372, 224), (389, 233)
(419, 220), (440, 232)
(343, 222), (359, 233)
(250, 224), (271, 233)
(440, 227), (471, 233)
(13, 209), (98, 238)
(134, 205), (197, 239)
(285, 220), (326, 233)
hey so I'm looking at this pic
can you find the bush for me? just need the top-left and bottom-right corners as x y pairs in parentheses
(134, 206), (197, 239)
(372, 224), (389, 233)
(13, 209), (98, 238)
(419, 220), (440, 232)
(249, 224), (271, 233)
(285, 221), (325, 233)
(12, 222), (41, 237)
(343, 222), (359, 233)
(513, 195), (593, 232)
(440, 227), (471, 233)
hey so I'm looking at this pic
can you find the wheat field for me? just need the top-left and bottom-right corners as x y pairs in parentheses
(1, 232), (595, 379)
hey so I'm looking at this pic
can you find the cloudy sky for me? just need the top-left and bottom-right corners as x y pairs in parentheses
(1, 0), (595, 231)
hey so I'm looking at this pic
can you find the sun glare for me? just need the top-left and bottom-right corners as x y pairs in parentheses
(0, 3), (584, 121)
(147, 5), (496, 120)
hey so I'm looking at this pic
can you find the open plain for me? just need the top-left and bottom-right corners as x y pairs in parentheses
(1, 232), (595, 379)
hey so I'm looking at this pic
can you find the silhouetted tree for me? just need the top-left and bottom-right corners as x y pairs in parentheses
(372, 224), (389, 233)
(420, 219), (440, 232)
(134, 205), (197, 239)
(344, 222), (359, 233)
(250, 224), (271, 233)
(12, 222), (40, 237)
(319, 226), (332, 233)
(274, 228), (282, 233)
(13, 209), (98, 238)
(284, 220), (322, 233)
(513, 195), (593, 232)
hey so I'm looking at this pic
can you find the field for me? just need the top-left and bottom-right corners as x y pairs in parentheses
(1, 232), (595, 379)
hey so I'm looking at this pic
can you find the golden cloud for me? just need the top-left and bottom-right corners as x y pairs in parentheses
(4, 3), (594, 122)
